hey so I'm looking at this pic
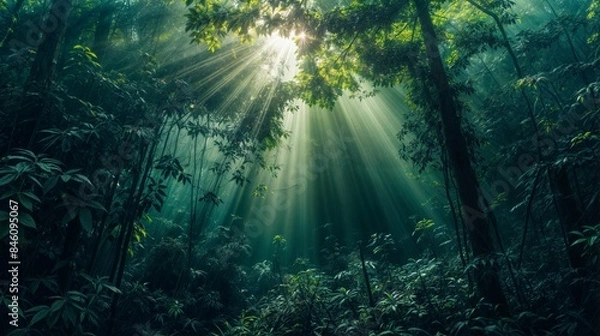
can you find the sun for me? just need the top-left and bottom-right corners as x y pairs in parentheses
(260, 30), (305, 81)
(296, 31), (307, 40)
(266, 29), (307, 54)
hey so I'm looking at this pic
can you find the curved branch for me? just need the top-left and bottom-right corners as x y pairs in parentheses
(466, 0), (523, 78)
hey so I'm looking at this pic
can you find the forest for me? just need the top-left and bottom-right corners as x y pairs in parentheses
(0, 0), (599, 334)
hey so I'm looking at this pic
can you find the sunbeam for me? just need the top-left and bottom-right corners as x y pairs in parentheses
(234, 87), (444, 262)
(151, 22), (441, 263)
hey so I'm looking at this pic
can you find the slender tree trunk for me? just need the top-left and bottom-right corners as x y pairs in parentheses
(550, 166), (600, 334)
(56, 219), (82, 292)
(414, 0), (508, 312)
(6, 0), (72, 151)
(88, 171), (121, 273)
(187, 133), (199, 270)
(108, 139), (156, 334)
(93, 2), (114, 62)
(23, 0), (70, 96)
(466, 0), (522, 77)
(358, 242), (375, 308)
(108, 158), (140, 284)
(550, 167), (588, 270)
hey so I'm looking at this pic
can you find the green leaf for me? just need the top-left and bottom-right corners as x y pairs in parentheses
(103, 283), (122, 294)
(28, 175), (43, 188)
(572, 238), (588, 246)
(17, 193), (33, 211)
(29, 306), (50, 326)
(21, 191), (41, 203)
(49, 299), (65, 314)
(26, 305), (49, 313)
(79, 208), (93, 232)
(0, 190), (17, 200)
(0, 173), (17, 187)
(43, 176), (59, 194)
(85, 200), (106, 211)
(66, 290), (87, 299)
(19, 212), (36, 229)
(63, 306), (77, 327)
(47, 307), (60, 328)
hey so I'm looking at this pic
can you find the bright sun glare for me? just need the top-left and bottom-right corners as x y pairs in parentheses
(266, 30), (307, 53)
(296, 31), (307, 40)
(261, 30), (305, 81)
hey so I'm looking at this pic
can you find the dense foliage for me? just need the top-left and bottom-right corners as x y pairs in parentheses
(1, 0), (599, 335)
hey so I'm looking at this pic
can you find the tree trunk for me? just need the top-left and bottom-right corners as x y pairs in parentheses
(93, 2), (114, 62)
(414, 0), (508, 312)
(550, 166), (600, 334)
(57, 219), (82, 292)
(108, 139), (157, 334)
(551, 167), (587, 267)
(24, 0), (71, 93)
(6, 0), (72, 151)
(550, 168), (588, 276)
